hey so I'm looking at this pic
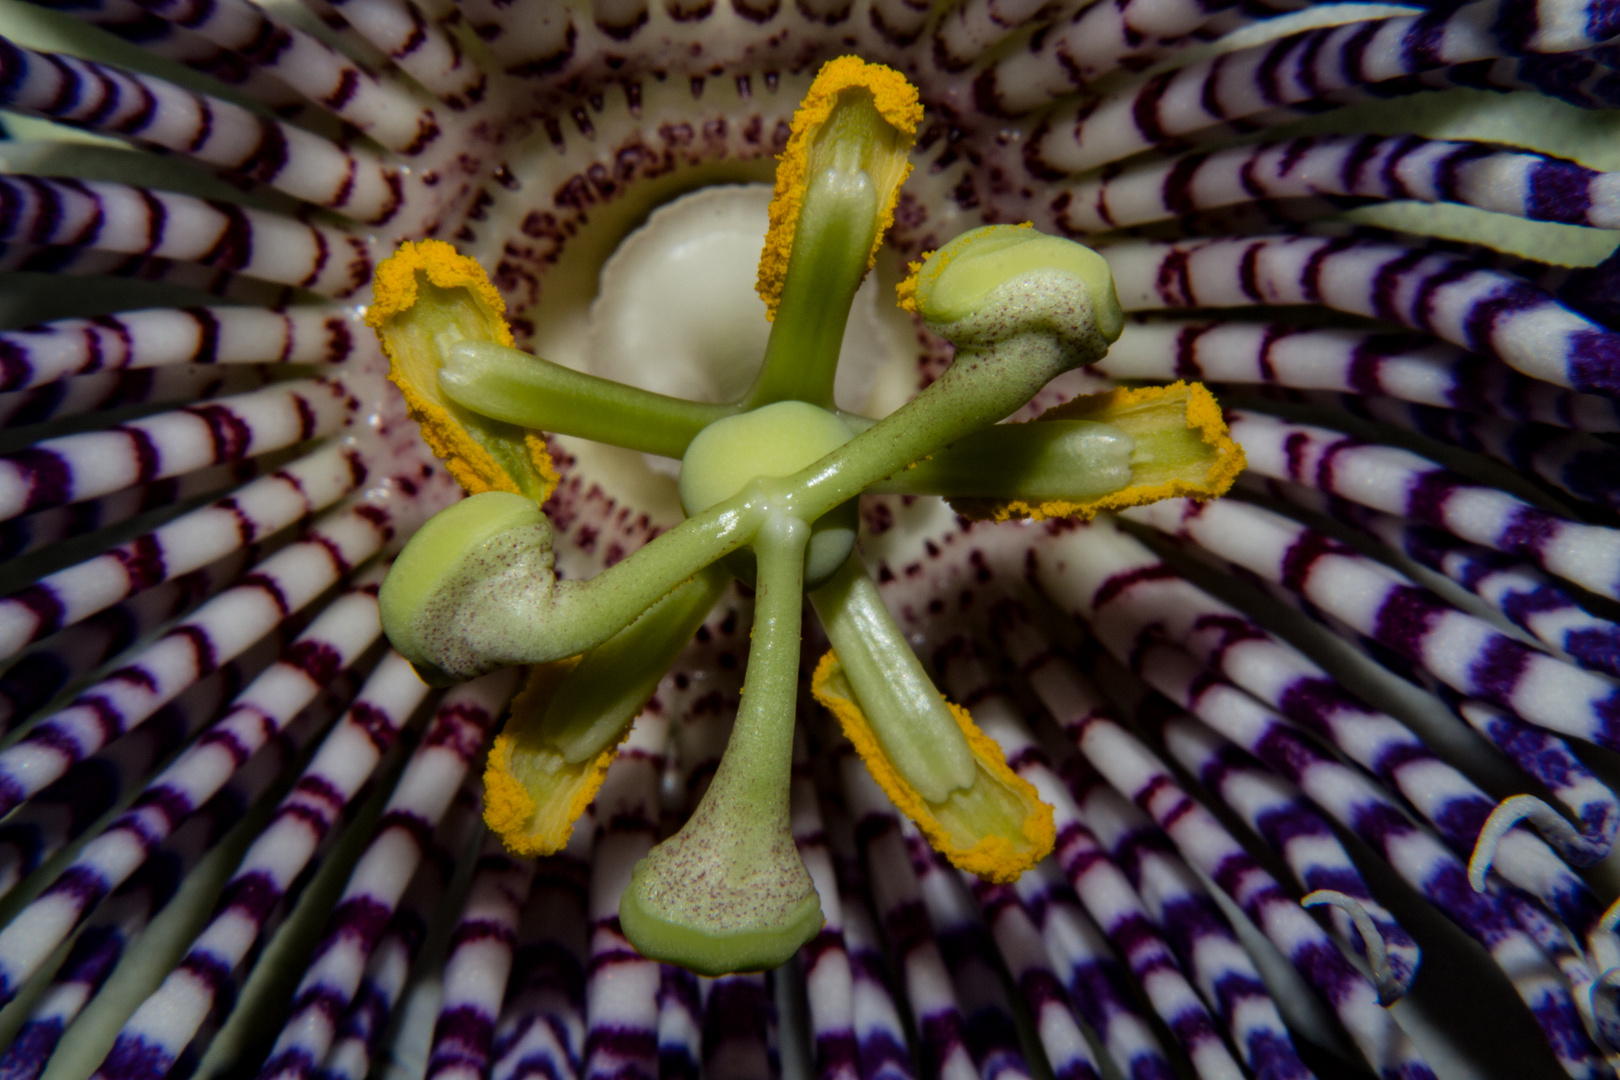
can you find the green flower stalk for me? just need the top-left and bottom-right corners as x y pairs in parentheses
(369, 56), (1245, 975)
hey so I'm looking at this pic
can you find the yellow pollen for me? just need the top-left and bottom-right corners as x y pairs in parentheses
(483, 660), (632, 857)
(958, 381), (1246, 523)
(757, 56), (923, 320)
(895, 253), (932, 314)
(368, 240), (556, 500)
(812, 652), (1054, 882)
(368, 238), (514, 337)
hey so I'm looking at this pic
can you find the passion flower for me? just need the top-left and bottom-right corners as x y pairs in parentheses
(369, 60), (1241, 976)
(0, 2), (1613, 1080)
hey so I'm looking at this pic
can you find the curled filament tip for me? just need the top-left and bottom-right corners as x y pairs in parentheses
(1302, 889), (1408, 1006)
(1468, 794), (1610, 894)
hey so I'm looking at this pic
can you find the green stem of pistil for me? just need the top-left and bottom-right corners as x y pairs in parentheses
(724, 515), (811, 792)
(785, 331), (1080, 519)
(441, 340), (737, 458)
(514, 508), (755, 658)
(809, 557), (974, 802)
(618, 513), (823, 974)
(396, 333), (1084, 676)
(539, 564), (730, 762)
(381, 489), (764, 682)
(417, 337), (1056, 668)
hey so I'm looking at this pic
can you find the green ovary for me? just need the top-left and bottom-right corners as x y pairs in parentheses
(679, 400), (859, 588)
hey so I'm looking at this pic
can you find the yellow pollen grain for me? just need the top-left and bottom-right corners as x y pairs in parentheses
(757, 56), (923, 320)
(483, 733), (623, 856)
(895, 253), (932, 314)
(367, 239), (515, 339)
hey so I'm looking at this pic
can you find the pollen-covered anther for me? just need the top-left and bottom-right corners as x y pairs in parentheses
(813, 652), (1055, 882)
(366, 240), (557, 501)
(950, 382), (1246, 523)
(483, 569), (730, 856)
(756, 56), (921, 322)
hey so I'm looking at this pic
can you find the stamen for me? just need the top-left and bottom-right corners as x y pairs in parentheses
(812, 649), (1055, 882)
(755, 57), (921, 322)
(749, 58), (920, 408)
(808, 558), (976, 802)
(367, 240), (557, 502)
(950, 382), (1245, 522)
(872, 420), (1138, 500)
(482, 567), (730, 856)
